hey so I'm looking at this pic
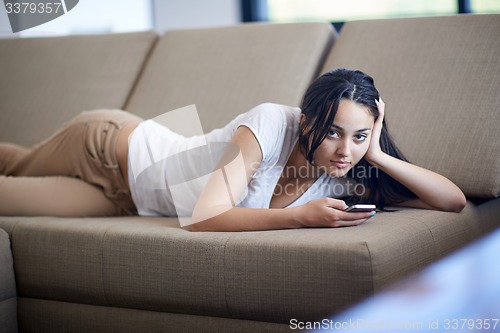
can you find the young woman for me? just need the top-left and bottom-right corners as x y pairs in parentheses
(0, 69), (466, 230)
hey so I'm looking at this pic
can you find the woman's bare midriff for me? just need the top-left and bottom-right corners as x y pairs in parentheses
(116, 121), (142, 190)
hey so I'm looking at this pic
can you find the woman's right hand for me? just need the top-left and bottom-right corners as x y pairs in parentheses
(295, 198), (374, 228)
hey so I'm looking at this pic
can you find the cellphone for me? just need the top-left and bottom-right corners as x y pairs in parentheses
(343, 204), (376, 212)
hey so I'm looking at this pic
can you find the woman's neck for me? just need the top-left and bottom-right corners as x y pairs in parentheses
(282, 142), (320, 180)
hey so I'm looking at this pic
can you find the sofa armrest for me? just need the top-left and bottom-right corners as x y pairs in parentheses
(0, 228), (18, 333)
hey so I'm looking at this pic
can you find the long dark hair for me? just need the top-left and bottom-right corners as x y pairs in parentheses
(299, 68), (417, 207)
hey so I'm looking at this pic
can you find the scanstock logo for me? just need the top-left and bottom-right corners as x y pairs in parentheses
(4, 0), (79, 33)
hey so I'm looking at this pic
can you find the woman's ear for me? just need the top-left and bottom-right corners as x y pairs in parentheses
(299, 114), (308, 133)
(300, 113), (306, 124)
(300, 113), (310, 130)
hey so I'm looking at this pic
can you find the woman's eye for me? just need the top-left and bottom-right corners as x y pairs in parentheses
(327, 130), (339, 138)
(354, 134), (367, 142)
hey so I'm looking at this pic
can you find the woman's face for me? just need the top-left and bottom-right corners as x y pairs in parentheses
(311, 99), (375, 177)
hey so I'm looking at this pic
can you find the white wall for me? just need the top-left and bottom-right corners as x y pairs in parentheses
(0, 4), (12, 37)
(0, 0), (241, 38)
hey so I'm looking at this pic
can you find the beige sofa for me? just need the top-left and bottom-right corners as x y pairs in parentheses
(0, 14), (499, 332)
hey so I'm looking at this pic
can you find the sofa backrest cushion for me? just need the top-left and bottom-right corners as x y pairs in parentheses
(0, 31), (157, 146)
(321, 14), (500, 198)
(125, 22), (336, 132)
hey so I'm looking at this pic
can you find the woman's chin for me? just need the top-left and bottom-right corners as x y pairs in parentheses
(326, 166), (351, 178)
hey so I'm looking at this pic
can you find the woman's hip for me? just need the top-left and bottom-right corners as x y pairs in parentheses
(66, 109), (143, 128)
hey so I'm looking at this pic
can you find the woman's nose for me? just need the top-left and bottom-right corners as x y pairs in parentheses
(336, 140), (350, 157)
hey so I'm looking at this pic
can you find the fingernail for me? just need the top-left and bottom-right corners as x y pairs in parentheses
(374, 98), (378, 103)
(370, 211), (376, 217)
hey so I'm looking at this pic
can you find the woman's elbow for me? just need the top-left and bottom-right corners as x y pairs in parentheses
(188, 218), (213, 232)
(189, 214), (229, 232)
(453, 196), (467, 213)
(443, 192), (467, 213)
(190, 224), (204, 232)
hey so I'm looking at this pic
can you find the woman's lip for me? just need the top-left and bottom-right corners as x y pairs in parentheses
(331, 161), (351, 168)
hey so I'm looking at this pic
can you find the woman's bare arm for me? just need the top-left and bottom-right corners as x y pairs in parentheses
(190, 126), (373, 231)
(364, 99), (466, 212)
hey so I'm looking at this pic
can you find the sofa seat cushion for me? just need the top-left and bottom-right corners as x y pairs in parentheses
(17, 298), (291, 333)
(0, 203), (482, 324)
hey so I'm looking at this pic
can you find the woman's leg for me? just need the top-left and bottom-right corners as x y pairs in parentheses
(0, 109), (143, 216)
(0, 143), (119, 217)
(0, 175), (121, 216)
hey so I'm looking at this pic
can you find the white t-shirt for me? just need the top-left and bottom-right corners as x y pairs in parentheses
(128, 103), (350, 216)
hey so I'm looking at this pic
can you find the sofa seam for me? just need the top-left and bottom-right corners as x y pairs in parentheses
(422, 219), (437, 259)
(373, 214), (438, 291)
(100, 224), (113, 308)
(313, 24), (338, 78)
(362, 241), (376, 295)
(402, 213), (438, 260)
(8, 219), (26, 289)
(123, 32), (159, 110)
(222, 234), (234, 319)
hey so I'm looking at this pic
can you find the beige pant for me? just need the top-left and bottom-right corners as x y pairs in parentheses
(0, 109), (143, 217)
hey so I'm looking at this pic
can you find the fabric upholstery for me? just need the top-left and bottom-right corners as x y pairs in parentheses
(0, 16), (499, 331)
(321, 14), (500, 198)
(0, 31), (157, 146)
(18, 298), (290, 333)
(126, 22), (336, 132)
(475, 197), (500, 232)
(0, 203), (480, 324)
(0, 228), (17, 333)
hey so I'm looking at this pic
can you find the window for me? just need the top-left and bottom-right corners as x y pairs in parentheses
(11, 0), (153, 38)
(254, 0), (500, 29)
(470, 0), (500, 14)
(267, 0), (457, 23)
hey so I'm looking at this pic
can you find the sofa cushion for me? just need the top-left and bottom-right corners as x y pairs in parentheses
(321, 14), (500, 198)
(17, 298), (291, 333)
(125, 22), (336, 132)
(0, 203), (480, 324)
(0, 31), (157, 146)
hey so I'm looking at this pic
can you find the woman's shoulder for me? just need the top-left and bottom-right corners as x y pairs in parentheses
(242, 103), (301, 124)
(248, 102), (300, 114)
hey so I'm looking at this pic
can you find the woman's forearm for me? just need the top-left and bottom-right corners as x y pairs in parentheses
(369, 152), (466, 212)
(190, 197), (374, 232)
(190, 206), (302, 232)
